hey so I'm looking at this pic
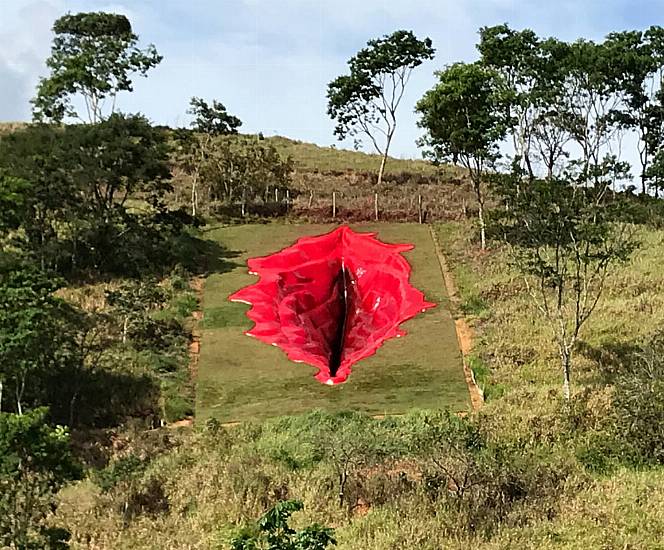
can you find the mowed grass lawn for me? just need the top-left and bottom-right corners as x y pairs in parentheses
(196, 223), (469, 422)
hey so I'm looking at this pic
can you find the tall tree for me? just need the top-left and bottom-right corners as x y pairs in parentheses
(555, 39), (625, 184)
(417, 62), (510, 249)
(478, 25), (571, 180)
(606, 27), (664, 195)
(327, 30), (435, 186)
(32, 12), (162, 123)
(188, 97), (242, 136)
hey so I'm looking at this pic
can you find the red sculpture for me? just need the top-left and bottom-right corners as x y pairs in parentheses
(229, 226), (435, 384)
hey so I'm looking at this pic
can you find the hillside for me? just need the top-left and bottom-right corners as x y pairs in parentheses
(265, 135), (441, 175)
(51, 215), (664, 549)
(1, 122), (473, 223)
(3, 121), (663, 549)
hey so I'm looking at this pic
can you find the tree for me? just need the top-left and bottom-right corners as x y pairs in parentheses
(231, 500), (336, 550)
(0, 115), (177, 275)
(604, 28), (664, 195)
(0, 125), (78, 270)
(0, 263), (77, 415)
(202, 136), (293, 216)
(492, 172), (638, 399)
(0, 408), (82, 548)
(173, 129), (212, 217)
(32, 12), (162, 123)
(188, 97), (242, 136)
(417, 62), (510, 249)
(327, 30), (434, 186)
(65, 113), (172, 224)
(0, 173), (30, 236)
(478, 25), (571, 180)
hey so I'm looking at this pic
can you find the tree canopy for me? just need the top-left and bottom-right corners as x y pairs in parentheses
(416, 62), (510, 248)
(32, 12), (162, 123)
(327, 30), (434, 185)
(188, 97), (242, 135)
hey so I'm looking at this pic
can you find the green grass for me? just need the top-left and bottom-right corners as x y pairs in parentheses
(196, 222), (468, 422)
(265, 135), (447, 176)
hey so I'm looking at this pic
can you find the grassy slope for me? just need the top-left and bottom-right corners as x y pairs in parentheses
(196, 222), (468, 422)
(56, 220), (664, 550)
(265, 135), (440, 175)
(435, 220), (664, 548)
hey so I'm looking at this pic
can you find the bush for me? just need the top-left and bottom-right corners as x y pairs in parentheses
(230, 500), (335, 550)
(0, 409), (82, 547)
(610, 340), (664, 465)
(403, 410), (581, 537)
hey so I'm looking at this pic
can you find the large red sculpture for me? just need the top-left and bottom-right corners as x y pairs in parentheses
(229, 226), (435, 384)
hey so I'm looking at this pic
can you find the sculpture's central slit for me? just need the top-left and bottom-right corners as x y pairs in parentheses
(229, 226), (436, 385)
(328, 265), (350, 377)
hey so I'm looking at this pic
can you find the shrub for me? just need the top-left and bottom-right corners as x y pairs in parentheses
(610, 340), (664, 465)
(230, 500), (335, 550)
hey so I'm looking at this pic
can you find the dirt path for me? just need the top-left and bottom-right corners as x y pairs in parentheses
(429, 226), (484, 411)
(167, 276), (205, 430)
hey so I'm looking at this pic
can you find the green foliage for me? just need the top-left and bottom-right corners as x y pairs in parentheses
(0, 408), (82, 548)
(417, 61), (510, 248)
(0, 116), (197, 277)
(0, 263), (77, 415)
(417, 62), (509, 168)
(231, 500), (335, 550)
(104, 277), (194, 423)
(327, 30), (434, 184)
(609, 337), (664, 465)
(93, 454), (147, 493)
(32, 12), (162, 123)
(188, 97), (242, 135)
(0, 172), (31, 235)
(174, 132), (294, 217)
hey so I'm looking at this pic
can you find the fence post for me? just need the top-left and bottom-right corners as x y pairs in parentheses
(418, 195), (423, 224)
(275, 188), (279, 203)
(308, 190), (314, 208)
(332, 191), (337, 219)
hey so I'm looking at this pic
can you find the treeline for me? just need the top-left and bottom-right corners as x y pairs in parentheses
(0, 13), (207, 547)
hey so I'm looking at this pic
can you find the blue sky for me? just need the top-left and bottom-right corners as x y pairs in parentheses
(0, 0), (662, 159)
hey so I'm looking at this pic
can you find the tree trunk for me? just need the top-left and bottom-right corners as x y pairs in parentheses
(191, 173), (198, 217)
(562, 350), (571, 400)
(69, 391), (78, 427)
(122, 316), (129, 345)
(377, 149), (388, 186)
(16, 380), (23, 416)
(474, 180), (486, 250)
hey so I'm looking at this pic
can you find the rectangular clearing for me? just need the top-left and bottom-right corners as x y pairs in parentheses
(196, 223), (469, 422)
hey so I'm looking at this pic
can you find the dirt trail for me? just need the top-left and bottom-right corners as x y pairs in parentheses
(167, 276), (205, 430)
(428, 226), (484, 411)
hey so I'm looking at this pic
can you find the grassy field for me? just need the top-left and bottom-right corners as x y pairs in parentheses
(196, 222), (468, 422)
(265, 135), (442, 176)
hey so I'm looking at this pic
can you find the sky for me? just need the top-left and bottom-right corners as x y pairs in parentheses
(0, 0), (662, 160)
